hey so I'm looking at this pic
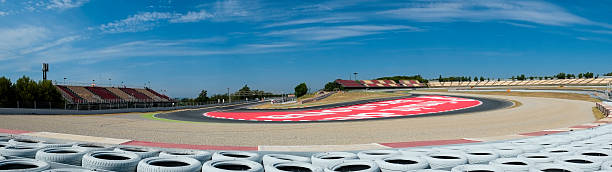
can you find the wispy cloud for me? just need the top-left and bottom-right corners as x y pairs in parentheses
(378, 0), (593, 26)
(45, 0), (89, 10)
(0, 11), (7, 16)
(0, 26), (48, 60)
(265, 25), (421, 41)
(262, 16), (362, 28)
(500, 21), (537, 28)
(170, 10), (213, 23)
(99, 12), (178, 33)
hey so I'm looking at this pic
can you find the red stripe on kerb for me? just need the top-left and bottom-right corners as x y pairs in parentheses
(121, 140), (258, 151)
(0, 128), (32, 134)
(520, 130), (564, 136)
(570, 125), (598, 129)
(380, 139), (480, 148)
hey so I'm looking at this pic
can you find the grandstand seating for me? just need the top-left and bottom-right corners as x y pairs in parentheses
(55, 85), (83, 103)
(335, 79), (425, 88)
(136, 88), (165, 101)
(67, 86), (102, 103)
(85, 87), (120, 101)
(106, 87), (136, 101)
(146, 88), (170, 100)
(119, 88), (152, 101)
(335, 80), (366, 88)
(431, 77), (612, 87)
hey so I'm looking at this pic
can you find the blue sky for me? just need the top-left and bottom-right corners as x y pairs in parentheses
(1, 0), (612, 97)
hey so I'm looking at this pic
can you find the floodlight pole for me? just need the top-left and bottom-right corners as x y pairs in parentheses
(227, 88), (231, 103)
(353, 72), (358, 80)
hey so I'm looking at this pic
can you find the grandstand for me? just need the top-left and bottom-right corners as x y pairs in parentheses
(335, 79), (426, 89)
(54, 85), (172, 104)
(428, 77), (612, 87)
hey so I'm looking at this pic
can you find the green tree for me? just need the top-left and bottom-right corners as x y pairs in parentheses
(0, 77), (15, 107)
(294, 83), (308, 97)
(37, 80), (62, 103)
(324, 81), (344, 91)
(480, 77), (485, 81)
(584, 72), (594, 78)
(556, 73), (566, 79)
(604, 72), (612, 76)
(195, 90), (208, 102)
(578, 73), (583, 79)
(15, 76), (38, 104)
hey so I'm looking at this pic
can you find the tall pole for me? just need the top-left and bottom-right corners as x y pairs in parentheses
(227, 88), (231, 103)
(353, 72), (358, 80)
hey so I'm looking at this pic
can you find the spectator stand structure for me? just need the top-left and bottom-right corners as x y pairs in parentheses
(427, 77), (612, 88)
(335, 79), (426, 90)
(54, 85), (174, 110)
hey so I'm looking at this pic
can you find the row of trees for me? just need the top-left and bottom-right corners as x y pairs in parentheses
(0, 76), (64, 108)
(437, 76), (494, 82)
(436, 72), (606, 82)
(375, 75), (428, 83)
(181, 85), (277, 103)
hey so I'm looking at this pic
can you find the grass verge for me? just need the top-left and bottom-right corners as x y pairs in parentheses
(140, 113), (199, 123)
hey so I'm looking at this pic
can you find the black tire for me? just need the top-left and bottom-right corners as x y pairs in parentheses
(264, 161), (322, 172)
(137, 156), (202, 172)
(35, 147), (88, 166)
(72, 143), (114, 152)
(81, 151), (141, 172)
(41, 168), (96, 172)
(374, 155), (428, 172)
(212, 151), (260, 162)
(0, 145), (42, 158)
(324, 159), (380, 172)
(202, 160), (263, 172)
(115, 146), (161, 159)
(159, 150), (211, 163)
(0, 159), (50, 172)
(262, 154), (310, 167)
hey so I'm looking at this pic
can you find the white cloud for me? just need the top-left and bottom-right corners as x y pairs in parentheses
(378, 0), (593, 26)
(0, 11), (6, 16)
(170, 10), (213, 23)
(20, 35), (81, 54)
(265, 25), (421, 41)
(0, 26), (48, 56)
(263, 16), (361, 28)
(45, 0), (89, 10)
(99, 12), (178, 33)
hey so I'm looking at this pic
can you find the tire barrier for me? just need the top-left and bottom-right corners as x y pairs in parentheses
(576, 150), (612, 162)
(8, 138), (44, 147)
(0, 159), (50, 172)
(35, 147), (88, 166)
(601, 160), (612, 170)
(0, 136), (9, 142)
(518, 144), (544, 153)
(136, 156), (202, 172)
(42, 168), (96, 172)
(324, 159), (380, 172)
(489, 158), (533, 171)
(212, 151), (261, 162)
(0, 145), (42, 158)
(528, 163), (584, 172)
(374, 155), (429, 172)
(115, 146), (161, 159)
(451, 164), (505, 172)
(555, 155), (602, 172)
(541, 147), (575, 157)
(463, 149), (500, 164)
(159, 150), (212, 163)
(357, 150), (401, 160)
(423, 152), (468, 170)
(311, 152), (358, 168)
(264, 161), (323, 172)
(38, 142), (75, 148)
(0, 142), (9, 149)
(399, 148), (438, 157)
(0, 156), (4, 161)
(202, 160), (263, 172)
(409, 170), (451, 172)
(262, 154), (310, 167)
(518, 153), (555, 163)
(72, 143), (114, 152)
(81, 151), (141, 172)
(494, 146), (523, 158)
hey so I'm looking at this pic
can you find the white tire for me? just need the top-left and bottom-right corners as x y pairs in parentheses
(35, 147), (87, 166)
(374, 155), (428, 172)
(72, 143), (114, 152)
(408, 170), (449, 172)
(495, 146), (523, 158)
(38, 142), (75, 148)
(311, 152), (358, 168)
(202, 160), (263, 172)
(81, 151), (141, 172)
(519, 144), (544, 153)
(0, 142), (9, 148)
(42, 169), (96, 172)
(115, 146), (161, 159)
(137, 156), (202, 172)
(357, 150), (401, 160)
(324, 160), (380, 172)
(463, 149), (499, 164)
(262, 154), (310, 167)
(555, 155), (602, 172)
(399, 148), (438, 157)
(0, 159), (50, 172)
(529, 163), (584, 172)
(577, 150), (612, 162)
(264, 161), (322, 172)
(0, 136), (9, 142)
(451, 164), (504, 172)
(423, 153), (468, 170)
(159, 150), (211, 163)
(8, 138), (44, 147)
(518, 153), (555, 163)
(541, 148), (574, 157)
(212, 151), (260, 162)
(0, 145), (42, 158)
(600, 160), (612, 170)
(0, 156), (4, 160)
(489, 158), (533, 171)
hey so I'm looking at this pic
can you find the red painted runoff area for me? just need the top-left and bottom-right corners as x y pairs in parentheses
(205, 95), (482, 122)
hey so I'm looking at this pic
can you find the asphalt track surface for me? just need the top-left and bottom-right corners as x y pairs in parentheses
(155, 94), (513, 123)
